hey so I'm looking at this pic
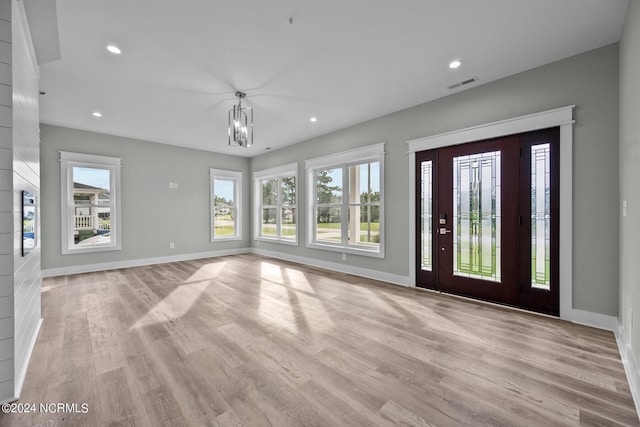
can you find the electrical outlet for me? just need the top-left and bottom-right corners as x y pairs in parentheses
(169, 182), (174, 189)
(169, 242), (175, 249)
(174, 182), (179, 189)
(342, 253), (347, 261)
(623, 200), (627, 217)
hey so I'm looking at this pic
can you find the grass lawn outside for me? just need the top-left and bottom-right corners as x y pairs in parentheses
(214, 214), (236, 236)
(316, 222), (380, 244)
(260, 224), (297, 238)
(214, 225), (236, 236)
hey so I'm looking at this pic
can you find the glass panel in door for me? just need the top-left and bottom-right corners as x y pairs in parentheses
(531, 143), (551, 290)
(452, 151), (501, 282)
(421, 160), (433, 271)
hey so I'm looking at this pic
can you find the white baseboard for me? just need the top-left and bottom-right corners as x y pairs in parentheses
(250, 247), (410, 287)
(41, 248), (249, 278)
(563, 307), (618, 331)
(13, 317), (42, 402)
(615, 321), (640, 420)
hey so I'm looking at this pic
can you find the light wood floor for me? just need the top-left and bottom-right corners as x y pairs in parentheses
(0, 254), (637, 426)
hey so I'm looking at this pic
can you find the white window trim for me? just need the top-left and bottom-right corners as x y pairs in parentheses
(60, 151), (122, 255)
(253, 162), (298, 246)
(305, 143), (385, 258)
(210, 168), (243, 242)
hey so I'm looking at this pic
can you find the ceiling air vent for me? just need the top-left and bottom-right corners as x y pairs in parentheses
(447, 76), (479, 90)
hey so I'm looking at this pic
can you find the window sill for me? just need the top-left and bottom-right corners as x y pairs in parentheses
(62, 244), (121, 255)
(211, 236), (243, 242)
(306, 242), (384, 258)
(255, 237), (298, 246)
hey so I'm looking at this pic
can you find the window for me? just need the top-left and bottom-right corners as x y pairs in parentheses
(253, 163), (297, 244)
(60, 151), (122, 254)
(306, 143), (384, 257)
(210, 169), (242, 241)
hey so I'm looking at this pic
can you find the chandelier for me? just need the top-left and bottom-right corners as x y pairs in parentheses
(228, 91), (253, 147)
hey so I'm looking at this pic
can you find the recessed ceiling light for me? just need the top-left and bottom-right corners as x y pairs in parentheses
(310, 117), (318, 123)
(92, 111), (103, 118)
(106, 44), (122, 55)
(449, 60), (461, 69)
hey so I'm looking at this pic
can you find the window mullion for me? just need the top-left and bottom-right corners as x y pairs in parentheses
(276, 178), (282, 239)
(67, 166), (74, 247)
(313, 173), (319, 244)
(341, 165), (348, 246)
(258, 192), (261, 239)
(234, 180), (239, 236)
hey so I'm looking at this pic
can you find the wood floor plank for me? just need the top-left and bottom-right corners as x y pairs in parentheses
(97, 367), (148, 426)
(378, 400), (434, 427)
(1, 253), (637, 427)
(145, 337), (230, 426)
(214, 409), (244, 427)
(297, 379), (387, 427)
(86, 298), (128, 376)
(579, 408), (629, 427)
(140, 384), (186, 427)
(231, 361), (332, 427)
(218, 322), (312, 389)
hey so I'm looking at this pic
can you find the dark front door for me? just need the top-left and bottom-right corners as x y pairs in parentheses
(416, 128), (559, 315)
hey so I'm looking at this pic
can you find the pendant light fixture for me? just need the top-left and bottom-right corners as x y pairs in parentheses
(228, 91), (253, 147)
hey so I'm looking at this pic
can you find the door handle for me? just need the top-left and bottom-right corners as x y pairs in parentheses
(439, 228), (452, 235)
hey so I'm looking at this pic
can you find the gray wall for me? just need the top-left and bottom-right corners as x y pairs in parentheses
(251, 43), (620, 316)
(619, 1), (640, 365)
(40, 125), (251, 271)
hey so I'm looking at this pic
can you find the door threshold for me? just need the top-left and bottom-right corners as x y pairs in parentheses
(414, 286), (560, 320)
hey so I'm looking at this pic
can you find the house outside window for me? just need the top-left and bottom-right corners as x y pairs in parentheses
(60, 151), (122, 254)
(210, 168), (242, 241)
(253, 163), (297, 245)
(305, 143), (385, 258)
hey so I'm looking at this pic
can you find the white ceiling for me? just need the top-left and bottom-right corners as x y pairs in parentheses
(37, 0), (629, 158)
